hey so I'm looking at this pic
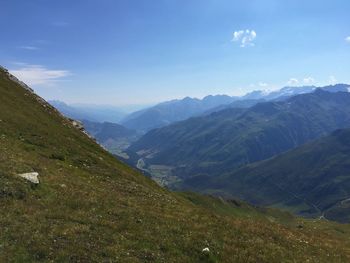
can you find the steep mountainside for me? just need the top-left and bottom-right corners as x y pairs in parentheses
(82, 120), (139, 157)
(5, 67), (350, 261)
(184, 129), (350, 223)
(129, 89), (350, 184)
(83, 120), (137, 141)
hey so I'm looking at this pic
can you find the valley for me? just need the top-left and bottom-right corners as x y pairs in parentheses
(119, 87), (350, 223)
(48, 81), (350, 224)
(3, 1), (350, 261)
(3, 65), (350, 262)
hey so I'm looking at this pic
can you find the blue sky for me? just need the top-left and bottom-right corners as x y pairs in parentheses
(1, 0), (350, 105)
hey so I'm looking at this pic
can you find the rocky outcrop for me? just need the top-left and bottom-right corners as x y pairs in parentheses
(0, 66), (34, 93)
(18, 172), (40, 184)
(69, 118), (95, 140)
(0, 65), (96, 142)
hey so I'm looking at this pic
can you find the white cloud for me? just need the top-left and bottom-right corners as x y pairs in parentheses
(233, 30), (244, 41)
(303, 77), (315, 85)
(232, 29), (257, 47)
(345, 36), (350, 43)
(287, 78), (299, 86)
(18, 46), (39, 51)
(258, 82), (268, 87)
(329, 75), (337, 84)
(9, 64), (70, 86)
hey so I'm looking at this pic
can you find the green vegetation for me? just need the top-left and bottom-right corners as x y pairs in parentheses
(186, 128), (350, 222)
(2, 67), (350, 262)
(82, 120), (139, 157)
(147, 164), (179, 187)
(128, 89), (350, 187)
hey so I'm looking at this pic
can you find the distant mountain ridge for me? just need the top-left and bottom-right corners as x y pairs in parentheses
(122, 84), (350, 132)
(205, 84), (350, 115)
(121, 95), (239, 132)
(49, 100), (127, 123)
(241, 84), (350, 100)
(128, 87), (350, 186)
(202, 99), (266, 116)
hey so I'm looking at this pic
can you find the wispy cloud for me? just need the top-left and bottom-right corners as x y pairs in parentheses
(258, 82), (268, 87)
(329, 75), (337, 84)
(303, 77), (315, 85)
(9, 64), (71, 86)
(232, 29), (257, 47)
(346, 36), (350, 43)
(287, 78), (299, 86)
(18, 46), (39, 51)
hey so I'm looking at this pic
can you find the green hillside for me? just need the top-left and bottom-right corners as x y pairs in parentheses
(184, 128), (350, 223)
(128, 89), (350, 185)
(82, 120), (139, 158)
(2, 66), (350, 262)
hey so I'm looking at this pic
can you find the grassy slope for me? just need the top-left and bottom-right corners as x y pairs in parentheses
(1, 68), (350, 262)
(129, 90), (350, 182)
(186, 129), (350, 222)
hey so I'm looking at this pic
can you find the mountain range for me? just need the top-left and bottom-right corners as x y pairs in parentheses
(47, 77), (350, 225)
(49, 100), (127, 123)
(128, 87), (350, 189)
(121, 95), (238, 132)
(184, 128), (350, 223)
(121, 84), (350, 133)
(4, 66), (350, 261)
(204, 84), (350, 115)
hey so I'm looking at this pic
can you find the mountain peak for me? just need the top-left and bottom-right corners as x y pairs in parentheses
(5, 61), (350, 261)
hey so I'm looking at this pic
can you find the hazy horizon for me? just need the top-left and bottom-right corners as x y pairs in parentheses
(46, 82), (349, 108)
(2, 0), (350, 105)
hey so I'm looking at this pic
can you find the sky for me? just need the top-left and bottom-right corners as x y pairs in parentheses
(1, 0), (350, 106)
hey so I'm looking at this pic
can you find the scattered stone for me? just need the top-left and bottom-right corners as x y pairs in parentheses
(18, 172), (40, 184)
(0, 66), (34, 93)
(68, 118), (95, 139)
(69, 119), (84, 131)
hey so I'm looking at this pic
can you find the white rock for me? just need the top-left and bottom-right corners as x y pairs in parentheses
(202, 247), (210, 253)
(18, 172), (40, 184)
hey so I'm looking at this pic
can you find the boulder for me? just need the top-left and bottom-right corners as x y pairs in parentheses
(18, 172), (39, 184)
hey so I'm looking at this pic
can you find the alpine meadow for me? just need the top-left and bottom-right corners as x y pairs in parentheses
(2, 1), (350, 262)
